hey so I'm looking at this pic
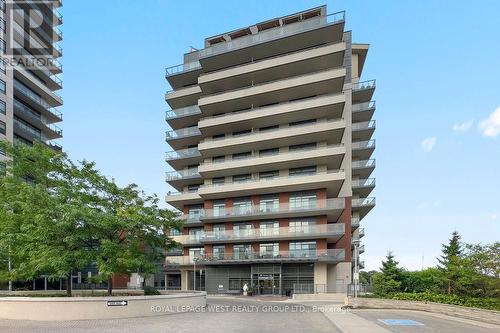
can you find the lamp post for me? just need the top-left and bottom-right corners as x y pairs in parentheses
(352, 239), (360, 306)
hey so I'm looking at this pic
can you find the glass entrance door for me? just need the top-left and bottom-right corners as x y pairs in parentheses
(257, 274), (280, 295)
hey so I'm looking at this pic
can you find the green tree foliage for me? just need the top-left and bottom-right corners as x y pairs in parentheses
(438, 231), (464, 294)
(0, 141), (181, 296)
(373, 251), (402, 296)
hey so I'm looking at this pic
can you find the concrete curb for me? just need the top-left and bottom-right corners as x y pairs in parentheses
(348, 298), (500, 325)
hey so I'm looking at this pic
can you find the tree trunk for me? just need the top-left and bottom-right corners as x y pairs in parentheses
(447, 281), (451, 294)
(107, 276), (113, 296)
(66, 272), (72, 297)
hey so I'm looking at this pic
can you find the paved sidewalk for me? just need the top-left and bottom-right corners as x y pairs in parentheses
(319, 305), (392, 333)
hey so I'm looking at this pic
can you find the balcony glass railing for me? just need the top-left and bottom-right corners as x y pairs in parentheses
(165, 126), (201, 140)
(201, 169), (344, 189)
(165, 169), (200, 181)
(352, 120), (376, 131)
(352, 80), (376, 91)
(202, 224), (345, 243)
(352, 101), (376, 113)
(203, 198), (344, 219)
(352, 197), (376, 207)
(198, 11), (345, 58)
(351, 217), (360, 227)
(352, 159), (375, 169)
(202, 144), (344, 166)
(165, 61), (202, 76)
(13, 118), (41, 140)
(165, 148), (201, 160)
(172, 234), (204, 245)
(352, 140), (376, 150)
(352, 178), (376, 188)
(198, 249), (345, 263)
(165, 105), (201, 120)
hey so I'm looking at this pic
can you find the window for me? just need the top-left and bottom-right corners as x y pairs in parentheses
(212, 155), (225, 163)
(213, 133), (225, 140)
(0, 19), (5, 33)
(233, 129), (251, 137)
(259, 125), (279, 132)
(233, 223), (252, 237)
(213, 224), (226, 238)
(0, 99), (5, 114)
(188, 205), (203, 220)
(0, 120), (5, 135)
(289, 218), (316, 233)
(260, 221), (279, 236)
(0, 38), (5, 54)
(189, 248), (204, 261)
(233, 244), (251, 259)
(0, 79), (5, 94)
(0, 1), (5, 13)
(232, 151), (251, 160)
(259, 148), (279, 156)
(259, 195), (279, 212)
(289, 241), (316, 258)
(187, 184), (199, 192)
(289, 142), (317, 152)
(289, 192), (317, 210)
(213, 200), (225, 217)
(189, 228), (203, 242)
(289, 166), (317, 177)
(212, 177), (225, 185)
(289, 119), (316, 127)
(233, 198), (252, 215)
(0, 58), (5, 74)
(169, 228), (181, 236)
(233, 174), (251, 183)
(213, 245), (225, 259)
(259, 170), (279, 180)
(259, 243), (279, 258)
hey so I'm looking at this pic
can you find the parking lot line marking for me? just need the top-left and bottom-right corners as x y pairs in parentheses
(378, 319), (425, 326)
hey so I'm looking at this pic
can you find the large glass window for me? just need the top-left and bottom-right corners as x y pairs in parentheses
(232, 151), (251, 160)
(259, 195), (279, 212)
(289, 241), (316, 258)
(233, 223), (253, 237)
(0, 120), (5, 135)
(233, 244), (251, 259)
(213, 245), (225, 260)
(189, 228), (203, 242)
(189, 248), (205, 261)
(188, 205), (203, 220)
(289, 166), (317, 177)
(289, 192), (317, 210)
(0, 100), (5, 114)
(260, 243), (279, 258)
(289, 142), (317, 152)
(213, 200), (225, 217)
(289, 218), (316, 233)
(0, 79), (5, 94)
(213, 224), (226, 238)
(233, 174), (252, 183)
(260, 221), (279, 236)
(259, 170), (279, 180)
(233, 198), (252, 215)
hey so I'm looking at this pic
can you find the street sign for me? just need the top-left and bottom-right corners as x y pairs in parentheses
(107, 300), (128, 307)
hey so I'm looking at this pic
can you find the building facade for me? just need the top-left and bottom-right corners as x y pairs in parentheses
(164, 5), (375, 295)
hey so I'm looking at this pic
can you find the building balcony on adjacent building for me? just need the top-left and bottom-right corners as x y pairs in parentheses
(352, 159), (375, 179)
(165, 168), (202, 191)
(352, 140), (375, 160)
(352, 101), (375, 123)
(165, 85), (202, 109)
(13, 99), (63, 139)
(13, 80), (61, 118)
(198, 169), (345, 199)
(165, 190), (202, 207)
(352, 178), (376, 197)
(165, 126), (202, 149)
(352, 79), (375, 103)
(202, 197), (345, 223)
(165, 105), (202, 129)
(165, 148), (202, 171)
(202, 223), (345, 244)
(172, 234), (204, 246)
(198, 144), (345, 178)
(352, 120), (376, 141)
(352, 197), (375, 219)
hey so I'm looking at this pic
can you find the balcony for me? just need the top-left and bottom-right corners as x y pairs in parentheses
(352, 178), (376, 197)
(165, 85), (202, 109)
(165, 105), (202, 129)
(165, 169), (201, 191)
(352, 197), (375, 219)
(352, 80), (376, 103)
(165, 148), (202, 170)
(198, 144), (345, 178)
(172, 234), (203, 246)
(203, 223), (345, 244)
(165, 61), (202, 90)
(165, 190), (202, 208)
(198, 170), (345, 199)
(352, 101), (375, 123)
(198, 11), (346, 72)
(202, 198), (345, 223)
(352, 120), (376, 141)
(198, 68), (346, 114)
(13, 100), (63, 140)
(199, 119), (345, 156)
(198, 42), (346, 95)
(165, 126), (201, 150)
(198, 93), (345, 136)
(198, 249), (346, 265)
(352, 140), (375, 160)
(178, 213), (204, 227)
(352, 159), (375, 179)
(351, 217), (360, 229)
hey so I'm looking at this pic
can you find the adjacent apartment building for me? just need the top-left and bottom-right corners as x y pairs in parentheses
(164, 5), (375, 295)
(0, 0), (63, 154)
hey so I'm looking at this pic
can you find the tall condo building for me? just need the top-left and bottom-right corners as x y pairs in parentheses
(164, 5), (375, 295)
(0, 0), (63, 153)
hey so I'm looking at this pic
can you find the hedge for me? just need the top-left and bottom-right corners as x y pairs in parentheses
(386, 292), (500, 311)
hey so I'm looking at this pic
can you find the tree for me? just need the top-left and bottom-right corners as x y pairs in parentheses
(438, 231), (464, 294)
(359, 270), (377, 285)
(400, 268), (442, 293)
(373, 252), (403, 296)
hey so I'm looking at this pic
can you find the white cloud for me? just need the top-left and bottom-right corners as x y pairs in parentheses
(421, 137), (437, 152)
(453, 120), (474, 132)
(479, 107), (500, 138)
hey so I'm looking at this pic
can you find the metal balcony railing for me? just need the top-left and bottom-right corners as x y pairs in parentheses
(165, 61), (202, 77)
(165, 105), (201, 120)
(352, 159), (375, 169)
(352, 197), (376, 207)
(352, 101), (376, 113)
(352, 120), (376, 131)
(165, 126), (201, 140)
(165, 169), (200, 181)
(165, 148), (201, 161)
(352, 178), (376, 188)
(198, 11), (345, 58)
(202, 198), (345, 220)
(353, 80), (376, 91)
(198, 249), (346, 263)
(352, 140), (376, 150)
(351, 217), (360, 227)
(359, 228), (365, 238)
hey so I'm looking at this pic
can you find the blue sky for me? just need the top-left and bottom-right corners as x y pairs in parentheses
(60, 0), (500, 271)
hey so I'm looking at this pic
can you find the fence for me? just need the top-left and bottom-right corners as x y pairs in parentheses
(293, 283), (349, 294)
(347, 283), (373, 296)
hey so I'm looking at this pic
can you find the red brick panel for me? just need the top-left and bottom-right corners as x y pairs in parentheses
(279, 241), (289, 252)
(112, 273), (129, 289)
(335, 197), (352, 261)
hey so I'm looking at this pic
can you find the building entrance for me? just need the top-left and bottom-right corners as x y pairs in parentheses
(257, 274), (280, 295)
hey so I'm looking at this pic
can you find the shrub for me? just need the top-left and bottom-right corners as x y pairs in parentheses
(143, 286), (160, 296)
(387, 292), (500, 311)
